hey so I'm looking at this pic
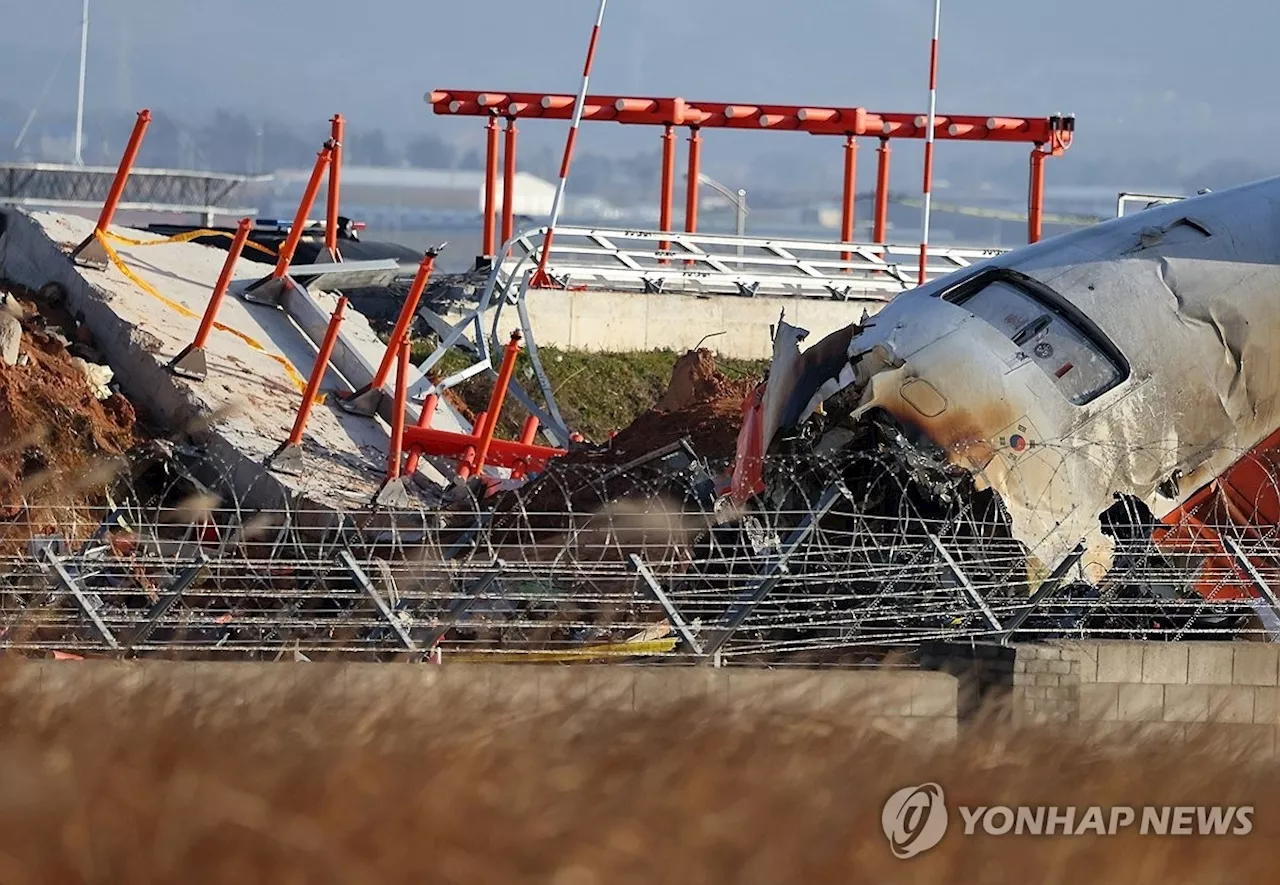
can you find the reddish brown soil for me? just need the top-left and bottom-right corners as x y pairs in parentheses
(0, 283), (144, 515)
(595, 348), (758, 462)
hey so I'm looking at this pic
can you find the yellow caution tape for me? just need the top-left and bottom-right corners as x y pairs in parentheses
(94, 230), (313, 397)
(443, 638), (678, 663)
(103, 227), (278, 257)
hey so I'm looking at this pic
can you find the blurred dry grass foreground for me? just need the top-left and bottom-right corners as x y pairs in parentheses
(0, 659), (1274, 884)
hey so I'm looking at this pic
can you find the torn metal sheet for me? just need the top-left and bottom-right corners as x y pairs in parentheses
(734, 178), (1280, 601)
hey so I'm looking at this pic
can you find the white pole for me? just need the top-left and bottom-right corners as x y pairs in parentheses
(917, 0), (941, 285)
(531, 0), (608, 286)
(736, 187), (746, 269)
(74, 0), (89, 166)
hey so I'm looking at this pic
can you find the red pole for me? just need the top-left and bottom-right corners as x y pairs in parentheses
(873, 138), (892, 245)
(403, 393), (439, 476)
(1028, 146), (1046, 244)
(483, 115), (500, 257)
(366, 250), (437, 391)
(94, 109), (152, 235)
(684, 127), (702, 233)
(457, 411), (486, 480)
(510, 415), (540, 480)
(518, 415), (539, 444)
(659, 123), (676, 261)
(840, 134), (858, 263)
(325, 114), (344, 261)
(501, 117), (518, 245)
(684, 126), (702, 267)
(283, 296), (347, 448)
(386, 339), (411, 480)
(271, 143), (333, 281)
(468, 331), (522, 477)
(191, 218), (252, 350)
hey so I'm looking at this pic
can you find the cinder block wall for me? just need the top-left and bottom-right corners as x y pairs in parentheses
(922, 641), (1280, 755)
(1066, 641), (1279, 755)
(1011, 644), (1082, 726)
(918, 643), (1080, 727)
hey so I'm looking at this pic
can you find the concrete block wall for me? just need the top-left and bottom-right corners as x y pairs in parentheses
(918, 642), (1079, 727)
(1011, 644), (1082, 726)
(1064, 641), (1280, 755)
(922, 641), (1280, 755)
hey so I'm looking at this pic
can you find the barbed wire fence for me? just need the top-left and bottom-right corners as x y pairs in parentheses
(0, 431), (1277, 662)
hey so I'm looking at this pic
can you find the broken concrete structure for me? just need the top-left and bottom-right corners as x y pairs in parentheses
(0, 208), (460, 514)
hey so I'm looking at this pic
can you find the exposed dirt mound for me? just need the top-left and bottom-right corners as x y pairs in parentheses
(598, 348), (758, 462)
(484, 349), (759, 542)
(654, 349), (729, 411)
(0, 282), (145, 515)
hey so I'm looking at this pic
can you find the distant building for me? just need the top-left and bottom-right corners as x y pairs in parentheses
(254, 165), (557, 228)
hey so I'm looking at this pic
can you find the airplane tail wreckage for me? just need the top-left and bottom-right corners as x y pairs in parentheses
(723, 177), (1280, 643)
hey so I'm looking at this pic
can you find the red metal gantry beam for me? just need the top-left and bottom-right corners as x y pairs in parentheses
(426, 89), (1075, 264)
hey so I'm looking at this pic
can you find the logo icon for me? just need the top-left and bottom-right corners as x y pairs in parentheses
(882, 783), (949, 859)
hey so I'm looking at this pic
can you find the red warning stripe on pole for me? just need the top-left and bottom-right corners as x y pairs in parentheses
(918, 0), (943, 287)
(530, 0), (610, 289)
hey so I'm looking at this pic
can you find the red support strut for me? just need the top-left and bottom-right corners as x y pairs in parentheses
(273, 144), (333, 282)
(70, 108), (152, 268)
(337, 246), (442, 416)
(95, 108), (151, 236)
(243, 141), (334, 306)
(386, 339), (411, 480)
(402, 332), (566, 483)
(372, 251), (436, 391)
(510, 416), (541, 480)
(324, 114), (344, 262)
(873, 138), (892, 246)
(685, 127), (702, 234)
(684, 126), (702, 267)
(482, 115), (500, 258)
(1028, 146), (1047, 244)
(659, 124), (676, 262)
(267, 296), (347, 475)
(463, 331), (523, 479)
(501, 117), (519, 246)
(403, 393), (439, 476)
(167, 217), (253, 381)
(840, 134), (858, 263)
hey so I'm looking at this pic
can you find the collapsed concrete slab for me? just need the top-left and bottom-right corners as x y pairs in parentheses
(0, 208), (448, 515)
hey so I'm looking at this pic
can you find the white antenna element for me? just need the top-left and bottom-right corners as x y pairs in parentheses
(74, 0), (89, 165)
(531, 0), (609, 286)
(917, 0), (942, 286)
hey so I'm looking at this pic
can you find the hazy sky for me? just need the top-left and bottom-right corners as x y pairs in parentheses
(0, 0), (1274, 170)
